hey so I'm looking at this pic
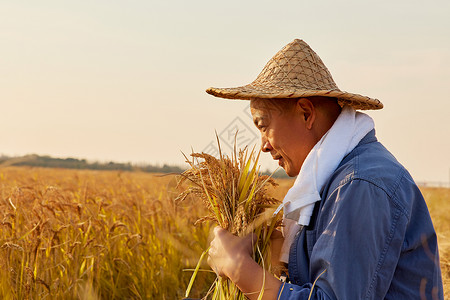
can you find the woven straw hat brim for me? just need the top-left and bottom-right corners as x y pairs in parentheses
(206, 85), (383, 110)
(206, 39), (383, 110)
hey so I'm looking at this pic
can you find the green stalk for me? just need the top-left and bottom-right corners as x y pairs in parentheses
(256, 245), (265, 300)
(238, 152), (253, 193)
(240, 150), (261, 206)
(185, 248), (209, 298)
(244, 165), (260, 211)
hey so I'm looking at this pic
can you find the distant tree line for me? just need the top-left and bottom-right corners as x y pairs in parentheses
(0, 154), (290, 178)
(0, 154), (184, 174)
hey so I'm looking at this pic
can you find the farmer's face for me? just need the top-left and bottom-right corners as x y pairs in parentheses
(250, 99), (317, 177)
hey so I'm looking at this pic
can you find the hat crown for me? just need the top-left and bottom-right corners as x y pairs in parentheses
(206, 38), (383, 110)
(252, 39), (338, 91)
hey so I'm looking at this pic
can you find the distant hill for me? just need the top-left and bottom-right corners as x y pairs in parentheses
(0, 154), (290, 178)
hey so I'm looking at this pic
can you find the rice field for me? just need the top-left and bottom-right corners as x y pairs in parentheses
(0, 166), (448, 299)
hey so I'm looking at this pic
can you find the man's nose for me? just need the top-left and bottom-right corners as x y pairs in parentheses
(261, 138), (273, 152)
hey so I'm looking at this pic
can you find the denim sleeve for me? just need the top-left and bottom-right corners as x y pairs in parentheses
(278, 179), (406, 300)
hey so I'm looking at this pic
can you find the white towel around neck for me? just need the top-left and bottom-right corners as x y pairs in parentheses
(279, 105), (375, 263)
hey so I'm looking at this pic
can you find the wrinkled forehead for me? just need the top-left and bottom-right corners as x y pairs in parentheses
(250, 99), (281, 114)
(250, 99), (274, 110)
(250, 98), (297, 115)
(250, 100), (272, 118)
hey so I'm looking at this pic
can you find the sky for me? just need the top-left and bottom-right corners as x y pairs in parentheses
(1, 0), (449, 183)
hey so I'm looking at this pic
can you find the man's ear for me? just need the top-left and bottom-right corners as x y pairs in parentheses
(295, 98), (316, 130)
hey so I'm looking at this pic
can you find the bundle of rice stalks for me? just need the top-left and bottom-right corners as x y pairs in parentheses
(177, 143), (282, 300)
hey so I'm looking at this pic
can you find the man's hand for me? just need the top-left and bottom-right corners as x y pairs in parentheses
(207, 227), (254, 281)
(207, 226), (283, 300)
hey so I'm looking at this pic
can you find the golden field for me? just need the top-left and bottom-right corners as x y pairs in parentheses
(0, 166), (448, 299)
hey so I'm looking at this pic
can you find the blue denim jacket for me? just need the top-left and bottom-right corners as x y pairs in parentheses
(277, 130), (443, 299)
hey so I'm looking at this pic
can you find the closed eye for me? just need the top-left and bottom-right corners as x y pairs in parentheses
(257, 124), (267, 132)
(253, 121), (264, 130)
(253, 115), (268, 131)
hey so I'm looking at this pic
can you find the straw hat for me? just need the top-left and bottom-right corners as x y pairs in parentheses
(206, 39), (383, 110)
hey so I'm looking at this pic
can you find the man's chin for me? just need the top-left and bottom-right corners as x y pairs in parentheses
(283, 166), (300, 177)
(286, 171), (298, 177)
(277, 160), (299, 177)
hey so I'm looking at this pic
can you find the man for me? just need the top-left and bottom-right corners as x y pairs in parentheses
(205, 39), (443, 299)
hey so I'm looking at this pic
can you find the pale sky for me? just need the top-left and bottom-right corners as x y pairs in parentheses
(1, 0), (449, 183)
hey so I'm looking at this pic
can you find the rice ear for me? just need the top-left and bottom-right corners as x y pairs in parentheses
(178, 136), (283, 299)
